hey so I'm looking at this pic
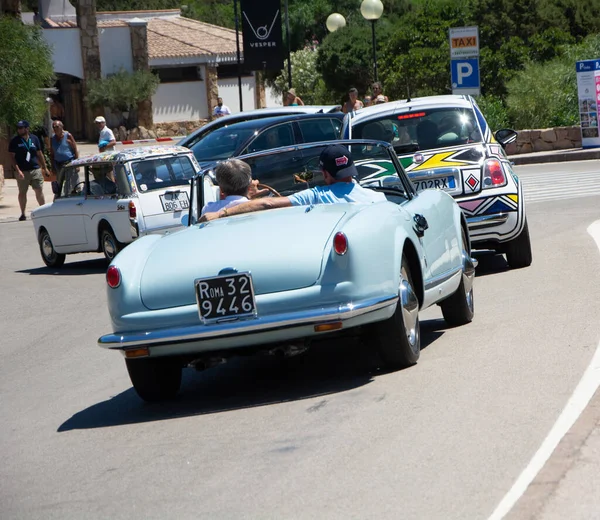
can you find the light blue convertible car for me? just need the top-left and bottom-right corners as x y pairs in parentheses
(98, 141), (477, 402)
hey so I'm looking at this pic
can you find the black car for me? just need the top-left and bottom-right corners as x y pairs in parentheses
(178, 105), (341, 150)
(187, 112), (344, 165)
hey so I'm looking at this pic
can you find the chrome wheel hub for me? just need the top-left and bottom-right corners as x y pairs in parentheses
(42, 235), (55, 260)
(400, 278), (419, 349)
(462, 251), (477, 312)
(103, 235), (116, 259)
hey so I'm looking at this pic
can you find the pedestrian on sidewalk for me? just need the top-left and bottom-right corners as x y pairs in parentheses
(8, 120), (50, 221)
(94, 116), (116, 152)
(213, 97), (232, 118)
(371, 82), (389, 103)
(343, 87), (364, 114)
(284, 88), (304, 106)
(50, 121), (79, 197)
(50, 121), (78, 174)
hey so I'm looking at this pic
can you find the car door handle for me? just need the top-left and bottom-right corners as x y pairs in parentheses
(292, 156), (302, 162)
(76, 202), (84, 206)
(413, 214), (428, 237)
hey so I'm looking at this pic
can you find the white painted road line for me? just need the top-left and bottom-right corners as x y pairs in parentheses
(488, 219), (600, 520)
(518, 165), (600, 203)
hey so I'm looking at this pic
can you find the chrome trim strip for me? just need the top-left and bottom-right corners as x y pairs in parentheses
(424, 266), (461, 291)
(467, 213), (509, 229)
(98, 294), (399, 349)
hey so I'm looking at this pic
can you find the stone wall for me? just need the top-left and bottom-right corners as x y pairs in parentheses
(111, 120), (209, 141)
(505, 126), (582, 155)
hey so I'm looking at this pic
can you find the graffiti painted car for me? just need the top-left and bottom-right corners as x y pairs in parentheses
(343, 95), (532, 268)
(31, 146), (199, 267)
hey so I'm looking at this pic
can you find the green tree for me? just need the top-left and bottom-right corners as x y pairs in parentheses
(0, 17), (55, 135)
(267, 46), (333, 105)
(505, 34), (600, 129)
(87, 69), (160, 113)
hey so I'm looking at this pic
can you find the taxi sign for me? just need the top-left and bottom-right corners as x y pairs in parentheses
(449, 26), (479, 58)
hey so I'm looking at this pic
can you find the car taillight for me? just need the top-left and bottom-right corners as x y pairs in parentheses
(333, 232), (348, 255)
(129, 200), (137, 218)
(106, 265), (121, 288)
(482, 159), (507, 188)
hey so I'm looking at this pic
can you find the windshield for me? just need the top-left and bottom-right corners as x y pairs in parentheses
(131, 155), (196, 192)
(190, 125), (257, 162)
(352, 107), (482, 154)
(235, 142), (407, 197)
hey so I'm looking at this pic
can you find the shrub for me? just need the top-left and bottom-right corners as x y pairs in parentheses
(87, 69), (159, 113)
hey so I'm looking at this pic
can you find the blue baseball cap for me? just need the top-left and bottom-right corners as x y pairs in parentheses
(17, 120), (30, 128)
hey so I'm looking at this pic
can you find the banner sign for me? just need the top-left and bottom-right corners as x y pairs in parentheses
(449, 26), (479, 59)
(576, 59), (600, 148)
(240, 0), (284, 70)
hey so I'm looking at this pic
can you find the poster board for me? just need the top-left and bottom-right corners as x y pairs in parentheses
(576, 59), (600, 148)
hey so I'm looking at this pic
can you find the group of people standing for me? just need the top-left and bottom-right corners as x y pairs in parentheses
(343, 82), (389, 113)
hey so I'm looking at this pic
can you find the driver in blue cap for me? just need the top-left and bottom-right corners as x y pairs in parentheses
(200, 144), (385, 221)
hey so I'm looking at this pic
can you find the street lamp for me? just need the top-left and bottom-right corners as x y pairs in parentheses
(360, 0), (384, 82)
(326, 12), (346, 32)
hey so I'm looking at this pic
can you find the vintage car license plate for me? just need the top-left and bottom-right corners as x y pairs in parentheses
(160, 191), (190, 212)
(195, 273), (256, 322)
(413, 176), (456, 192)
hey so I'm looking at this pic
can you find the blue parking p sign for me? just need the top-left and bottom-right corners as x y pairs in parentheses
(451, 58), (480, 95)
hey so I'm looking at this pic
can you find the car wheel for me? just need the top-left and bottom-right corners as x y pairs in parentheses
(440, 229), (475, 327)
(100, 227), (120, 262)
(373, 254), (421, 369)
(505, 219), (532, 269)
(125, 358), (182, 402)
(39, 229), (66, 268)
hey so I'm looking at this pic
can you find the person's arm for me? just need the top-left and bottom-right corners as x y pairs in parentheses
(200, 196), (292, 222)
(66, 133), (79, 158)
(36, 149), (50, 176)
(9, 152), (24, 180)
(296, 97), (305, 106)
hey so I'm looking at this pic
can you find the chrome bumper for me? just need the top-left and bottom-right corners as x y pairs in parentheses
(467, 213), (509, 229)
(98, 294), (398, 350)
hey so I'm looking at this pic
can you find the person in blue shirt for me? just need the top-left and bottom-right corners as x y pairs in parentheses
(199, 144), (385, 222)
(8, 120), (51, 221)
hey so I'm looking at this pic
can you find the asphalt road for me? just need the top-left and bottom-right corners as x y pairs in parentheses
(1, 160), (599, 519)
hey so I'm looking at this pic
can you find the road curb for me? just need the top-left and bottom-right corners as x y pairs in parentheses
(510, 149), (600, 166)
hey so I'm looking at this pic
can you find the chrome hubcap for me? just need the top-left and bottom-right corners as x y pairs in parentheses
(400, 277), (419, 348)
(103, 235), (116, 259)
(42, 235), (55, 261)
(462, 250), (477, 313)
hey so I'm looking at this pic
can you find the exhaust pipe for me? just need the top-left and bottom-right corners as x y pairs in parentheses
(189, 357), (226, 371)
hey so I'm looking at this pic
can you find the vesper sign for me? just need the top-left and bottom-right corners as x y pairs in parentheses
(240, 0), (284, 70)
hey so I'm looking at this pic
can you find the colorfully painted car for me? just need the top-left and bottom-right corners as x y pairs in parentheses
(31, 145), (199, 267)
(98, 140), (477, 402)
(178, 105), (342, 149)
(343, 95), (532, 269)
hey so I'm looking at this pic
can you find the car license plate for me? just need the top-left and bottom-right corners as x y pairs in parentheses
(413, 176), (456, 192)
(195, 273), (256, 322)
(160, 191), (189, 212)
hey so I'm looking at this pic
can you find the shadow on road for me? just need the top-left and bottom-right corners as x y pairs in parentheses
(17, 258), (107, 276)
(58, 322), (445, 432)
(474, 251), (509, 277)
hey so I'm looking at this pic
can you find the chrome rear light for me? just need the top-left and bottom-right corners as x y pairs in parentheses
(333, 232), (348, 255)
(106, 265), (121, 288)
(482, 159), (507, 188)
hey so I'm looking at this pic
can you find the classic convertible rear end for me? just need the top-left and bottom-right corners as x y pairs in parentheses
(98, 141), (476, 402)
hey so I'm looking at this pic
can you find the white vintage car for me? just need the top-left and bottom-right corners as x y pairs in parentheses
(31, 145), (199, 267)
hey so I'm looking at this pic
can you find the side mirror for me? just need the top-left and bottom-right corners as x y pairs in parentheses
(494, 129), (518, 148)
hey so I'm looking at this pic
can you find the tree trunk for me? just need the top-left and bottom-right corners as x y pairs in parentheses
(2, 0), (22, 17)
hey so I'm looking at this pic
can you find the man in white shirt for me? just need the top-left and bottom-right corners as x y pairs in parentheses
(200, 144), (385, 221)
(94, 116), (117, 152)
(201, 159), (267, 215)
(213, 97), (232, 118)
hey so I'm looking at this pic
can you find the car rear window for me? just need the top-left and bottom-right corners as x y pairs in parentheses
(131, 155), (195, 192)
(353, 107), (482, 154)
(297, 117), (342, 143)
